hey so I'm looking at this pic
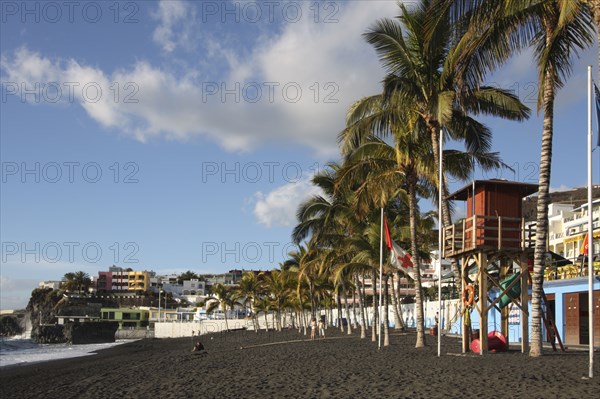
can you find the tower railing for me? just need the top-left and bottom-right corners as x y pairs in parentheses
(443, 215), (536, 257)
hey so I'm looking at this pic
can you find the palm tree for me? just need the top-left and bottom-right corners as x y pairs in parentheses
(449, 0), (594, 357)
(360, 0), (530, 284)
(284, 244), (319, 332)
(260, 269), (294, 331)
(253, 296), (272, 332)
(62, 271), (91, 294)
(292, 164), (359, 335)
(340, 108), (507, 347)
(234, 272), (261, 332)
(206, 283), (237, 331)
(337, 137), (429, 346)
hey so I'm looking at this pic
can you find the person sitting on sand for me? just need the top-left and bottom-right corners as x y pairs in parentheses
(318, 319), (325, 338)
(310, 318), (317, 340)
(192, 341), (207, 354)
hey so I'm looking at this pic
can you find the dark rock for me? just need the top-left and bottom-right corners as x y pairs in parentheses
(0, 316), (23, 337)
(34, 325), (66, 344)
(63, 322), (119, 344)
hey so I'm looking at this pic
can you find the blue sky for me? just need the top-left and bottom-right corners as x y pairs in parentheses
(1, 0), (598, 310)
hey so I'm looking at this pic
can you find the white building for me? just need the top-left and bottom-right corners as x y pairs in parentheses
(548, 199), (600, 262)
(38, 280), (61, 290)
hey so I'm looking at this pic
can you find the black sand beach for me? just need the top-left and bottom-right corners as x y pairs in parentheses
(1, 329), (599, 399)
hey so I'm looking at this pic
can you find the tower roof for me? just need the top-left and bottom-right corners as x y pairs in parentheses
(447, 179), (539, 201)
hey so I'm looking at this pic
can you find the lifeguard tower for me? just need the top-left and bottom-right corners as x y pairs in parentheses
(443, 179), (539, 354)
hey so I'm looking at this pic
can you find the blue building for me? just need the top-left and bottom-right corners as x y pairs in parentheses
(447, 277), (600, 347)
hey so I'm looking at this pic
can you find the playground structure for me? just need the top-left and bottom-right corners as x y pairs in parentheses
(442, 180), (562, 354)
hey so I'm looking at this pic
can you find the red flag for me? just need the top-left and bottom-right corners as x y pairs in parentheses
(581, 234), (589, 256)
(383, 217), (392, 251)
(384, 217), (414, 269)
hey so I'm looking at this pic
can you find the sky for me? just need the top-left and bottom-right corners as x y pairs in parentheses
(1, 0), (599, 310)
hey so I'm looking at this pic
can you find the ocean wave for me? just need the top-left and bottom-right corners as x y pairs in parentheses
(0, 340), (128, 367)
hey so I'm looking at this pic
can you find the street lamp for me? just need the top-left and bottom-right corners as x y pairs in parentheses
(157, 283), (163, 324)
(163, 291), (167, 322)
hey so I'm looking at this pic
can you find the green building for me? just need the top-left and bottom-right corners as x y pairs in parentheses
(100, 308), (149, 328)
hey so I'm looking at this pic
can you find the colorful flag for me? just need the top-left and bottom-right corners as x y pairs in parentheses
(383, 217), (414, 269)
(391, 242), (414, 269)
(581, 233), (589, 256)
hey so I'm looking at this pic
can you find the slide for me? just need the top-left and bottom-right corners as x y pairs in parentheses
(470, 331), (509, 353)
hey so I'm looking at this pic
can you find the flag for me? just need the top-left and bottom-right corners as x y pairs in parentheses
(390, 241), (414, 269)
(383, 217), (414, 269)
(594, 83), (600, 147)
(383, 217), (392, 251)
(581, 233), (589, 256)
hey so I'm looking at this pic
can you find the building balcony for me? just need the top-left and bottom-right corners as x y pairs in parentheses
(544, 261), (600, 281)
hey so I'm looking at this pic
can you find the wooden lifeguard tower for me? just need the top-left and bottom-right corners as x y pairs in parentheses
(443, 179), (538, 354)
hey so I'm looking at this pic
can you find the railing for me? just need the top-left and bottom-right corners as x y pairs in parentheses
(443, 215), (535, 257)
(549, 232), (564, 241)
(544, 262), (600, 281)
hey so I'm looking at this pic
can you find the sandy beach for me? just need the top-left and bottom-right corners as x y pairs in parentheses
(1, 328), (599, 399)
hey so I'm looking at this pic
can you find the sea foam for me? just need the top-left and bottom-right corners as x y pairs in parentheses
(0, 337), (128, 367)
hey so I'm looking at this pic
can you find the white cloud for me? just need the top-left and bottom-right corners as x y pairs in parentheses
(1, 2), (401, 156)
(253, 177), (322, 228)
(152, 0), (194, 53)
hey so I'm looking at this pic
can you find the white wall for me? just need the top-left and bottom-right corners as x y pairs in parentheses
(153, 300), (464, 338)
(154, 313), (279, 338)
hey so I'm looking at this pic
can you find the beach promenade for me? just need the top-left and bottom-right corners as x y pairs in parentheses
(1, 328), (598, 399)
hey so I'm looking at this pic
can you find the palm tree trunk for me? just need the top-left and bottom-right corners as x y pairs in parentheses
(427, 121), (461, 285)
(362, 274), (368, 332)
(341, 281), (352, 335)
(372, 271), (378, 342)
(277, 309), (282, 331)
(531, 60), (557, 357)
(408, 174), (426, 348)
(390, 273), (404, 330)
(356, 276), (367, 339)
(383, 274), (390, 346)
(250, 301), (257, 333)
(303, 308), (309, 334)
(336, 290), (344, 332)
(352, 287), (358, 329)
(298, 295), (307, 335)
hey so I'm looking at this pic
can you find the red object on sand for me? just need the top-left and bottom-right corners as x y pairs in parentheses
(470, 331), (508, 353)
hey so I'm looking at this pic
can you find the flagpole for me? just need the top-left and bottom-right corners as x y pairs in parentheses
(587, 65), (594, 379)
(379, 207), (384, 350)
(438, 128), (443, 357)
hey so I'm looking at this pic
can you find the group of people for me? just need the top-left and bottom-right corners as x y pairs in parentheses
(310, 317), (326, 340)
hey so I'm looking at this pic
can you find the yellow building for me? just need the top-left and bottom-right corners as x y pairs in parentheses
(127, 271), (150, 291)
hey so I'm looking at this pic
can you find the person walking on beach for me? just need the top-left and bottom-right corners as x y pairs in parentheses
(310, 318), (317, 340)
(318, 318), (325, 338)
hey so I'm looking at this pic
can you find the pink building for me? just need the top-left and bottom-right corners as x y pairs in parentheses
(96, 271), (112, 292)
